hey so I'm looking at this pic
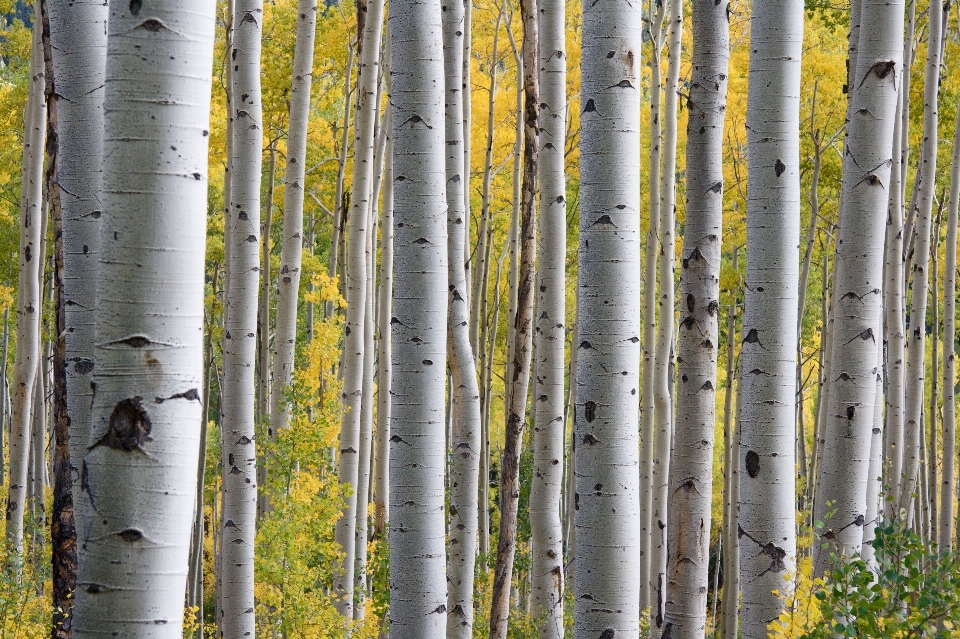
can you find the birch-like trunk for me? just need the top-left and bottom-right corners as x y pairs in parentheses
(333, 0), (384, 616)
(814, 0), (903, 574)
(326, 41), (354, 320)
(940, 104), (960, 553)
(270, 0), (318, 437)
(71, 1), (215, 634)
(388, 0), (448, 633)
(738, 2), (801, 636)
(900, 1), (941, 517)
(443, 1), (482, 636)
(719, 249), (740, 639)
(490, 2), (537, 634)
(530, 0), (565, 631)
(574, 0), (642, 637)
(651, 1), (681, 633)
(220, 0), (263, 635)
(862, 336), (884, 566)
(640, 0), (666, 612)
(6, 13), (45, 555)
(47, 0), (107, 554)
(664, 1), (729, 636)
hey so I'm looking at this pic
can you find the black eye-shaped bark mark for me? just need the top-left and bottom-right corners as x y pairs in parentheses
(775, 159), (786, 177)
(93, 397), (151, 453)
(119, 528), (143, 542)
(582, 433), (599, 445)
(74, 359), (95, 375)
(584, 400), (597, 422)
(155, 388), (200, 404)
(599, 629), (616, 639)
(745, 450), (760, 478)
(129, 0), (142, 15)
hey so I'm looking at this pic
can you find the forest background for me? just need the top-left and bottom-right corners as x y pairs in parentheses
(0, 0), (957, 636)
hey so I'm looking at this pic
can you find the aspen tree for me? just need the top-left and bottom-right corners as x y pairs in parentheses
(738, 2), (802, 636)
(71, 1), (215, 634)
(6, 12), (45, 555)
(47, 0), (107, 549)
(388, 0), (449, 633)
(575, 0), (642, 637)
(900, 0), (941, 518)
(530, 0), (566, 630)
(333, 0), (384, 616)
(940, 103), (960, 554)
(814, 0), (903, 574)
(490, 0), (538, 631)
(719, 249), (740, 639)
(640, 0), (666, 611)
(270, 0), (317, 437)
(664, 0), (729, 635)
(442, 0), (482, 636)
(651, 0), (681, 633)
(862, 339), (884, 566)
(220, 0), (264, 635)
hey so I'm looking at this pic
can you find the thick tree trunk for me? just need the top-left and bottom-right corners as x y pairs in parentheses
(738, 2), (802, 636)
(574, 1), (642, 637)
(814, 0), (903, 574)
(640, 0), (666, 612)
(71, 1), (215, 634)
(529, 0), (566, 632)
(940, 103), (960, 554)
(220, 0), (264, 635)
(6, 12), (45, 555)
(333, 0), (384, 616)
(489, 2), (537, 635)
(651, 1), (681, 634)
(388, 0), (448, 634)
(900, 0), (941, 518)
(443, 1), (483, 636)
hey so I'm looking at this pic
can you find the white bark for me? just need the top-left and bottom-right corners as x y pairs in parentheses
(900, 0), (941, 518)
(664, 0), (729, 636)
(333, 0), (384, 616)
(47, 0), (107, 543)
(651, 0), (681, 633)
(940, 101), (960, 554)
(814, 0), (903, 574)
(862, 332), (884, 566)
(220, 0), (263, 635)
(719, 248), (740, 639)
(72, 1), (215, 634)
(388, 0), (448, 633)
(530, 0), (565, 632)
(738, 2), (802, 636)
(443, 1), (482, 636)
(6, 13), (45, 554)
(574, 0), (642, 636)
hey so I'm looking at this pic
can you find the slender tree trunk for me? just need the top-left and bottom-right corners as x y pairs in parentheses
(719, 249), (740, 639)
(928, 212), (942, 544)
(220, 0), (264, 635)
(481, 247), (508, 559)
(563, 320), (578, 563)
(738, 3), (802, 637)
(574, 1), (642, 637)
(814, 0), (903, 574)
(490, 2), (538, 635)
(333, 0), (384, 616)
(6, 11), (45, 556)
(504, 14), (523, 409)
(271, 0), (318, 438)
(327, 42), (355, 320)
(0, 309), (8, 486)
(530, 0), (565, 631)
(388, 0), (448, 634)
(900, 0), (942, 517)
(258, 146), (275, 434)
(651, 1), (681, 633)
(72, 1), (215, 634)
(640, 0), (666, 612)
(443, 2), (482, 636)
(940, 103), (960, 554)
(862, 330), (885, 566)
(462, 0), (473, 304)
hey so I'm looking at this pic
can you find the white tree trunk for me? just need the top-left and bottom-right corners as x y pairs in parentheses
(814, 0), (903, 574)
(47, 0), (107, 544)
(862, 340), (884, 566)
(650, 0), (681, 633)
(72, 1), (215, 634)
(388, 0), (448, 633)
(640, 0), (666, 613)
(719, 248), (740, 639)
(900, 0), (941, 518)
(333, 0), (384, 616)
(443, 1), (482, 636)
(574, 0), (642, 637)
(220, 0), (263, 635)
(530, 0), (565, 631)
(737, 2), (802, 636)
(6, 12), (45, 555)
(664, 0), (729, 636)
